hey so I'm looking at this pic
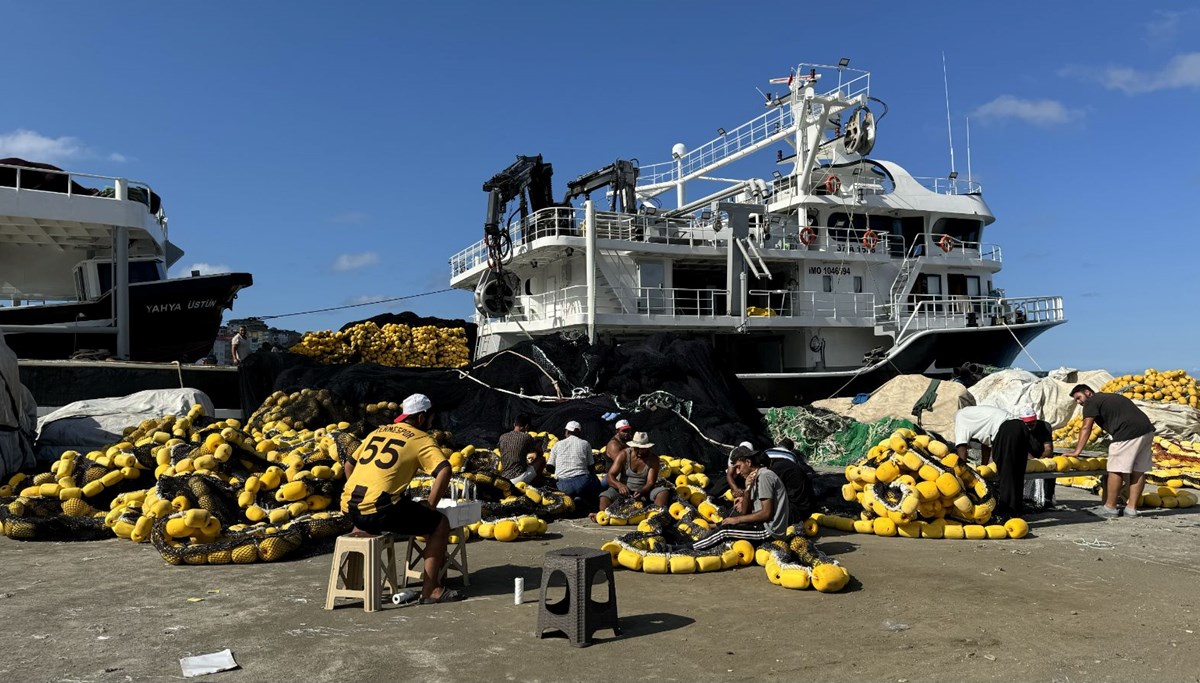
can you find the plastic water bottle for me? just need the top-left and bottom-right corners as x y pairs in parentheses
(514, 577), (524, 605)
(391, 589), (420, 605)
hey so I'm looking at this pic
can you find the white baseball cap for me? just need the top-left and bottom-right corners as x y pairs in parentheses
(397, 393), (432, 421)
(615, 419), (632, 431)
(565, 420), (582, 433)
(1016, 403), (1038, 422)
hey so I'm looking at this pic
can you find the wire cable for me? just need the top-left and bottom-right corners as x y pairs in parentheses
(254, 288), (456, 321)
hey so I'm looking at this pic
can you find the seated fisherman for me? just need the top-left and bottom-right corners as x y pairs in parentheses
(591, 431), (671, 520)
(694, 449), (790, 550)
(497, 413), (545, 484)
(548, 420), (602, 510)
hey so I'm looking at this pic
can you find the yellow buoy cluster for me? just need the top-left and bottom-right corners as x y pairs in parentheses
(836, 428), (1030, 540)
(1053, 415), (1107, 448)
(1102, 369), (1199, 407)
(1, 404), (356, 564)
(1023, 455), (1107, 474)
(290, 322), (469, 368)
(594, 458), (850, 592)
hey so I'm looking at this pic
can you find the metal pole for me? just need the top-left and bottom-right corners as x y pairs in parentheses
(114, 224), (130, 359)
(585, 200), (596, 344)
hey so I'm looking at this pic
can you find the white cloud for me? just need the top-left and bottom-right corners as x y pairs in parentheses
(178, 263), (232, 276)
(345, 294), (389, 305)
(1060, 53), (1200, 94)
(0, 129), (83, 164)
(332, 252), (380, 272)
(329, 211), (370, 225)
(0, 128), (129, 166)
(971, 96), (1082, 126)
(1144, 9), (1199, 43)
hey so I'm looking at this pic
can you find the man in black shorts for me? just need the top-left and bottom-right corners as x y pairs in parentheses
(340, 393), (463, 604)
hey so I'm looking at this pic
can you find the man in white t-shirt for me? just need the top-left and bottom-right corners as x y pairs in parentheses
(231, 325), (248, 365)
(953, 405), (1013, 465)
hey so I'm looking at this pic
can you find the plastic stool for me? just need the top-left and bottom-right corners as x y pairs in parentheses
(535, 547), (620, 647)
(324, 531), (401, 612)
(404, 530), (470, 587)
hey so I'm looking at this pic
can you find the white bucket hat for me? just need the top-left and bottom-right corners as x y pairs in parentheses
(628, 431), (654, 449)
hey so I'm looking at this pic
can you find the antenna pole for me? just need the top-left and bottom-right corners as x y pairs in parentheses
(966, 115), (972, 183)
(942, 52), (956, 175)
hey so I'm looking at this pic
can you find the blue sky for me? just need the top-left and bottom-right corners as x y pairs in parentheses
(3, 2), (1198, 373)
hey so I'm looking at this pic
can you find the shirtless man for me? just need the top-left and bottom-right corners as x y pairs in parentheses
(603, 419), (633, 472)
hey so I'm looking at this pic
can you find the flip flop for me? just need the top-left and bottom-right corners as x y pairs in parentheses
(420, 588), (465, 605)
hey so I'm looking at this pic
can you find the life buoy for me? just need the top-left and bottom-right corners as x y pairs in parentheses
(861, 229), (879, 249)
(938, 234), (955, 253)
(799, 226), (817, 245)
(824, 175), (841, 194)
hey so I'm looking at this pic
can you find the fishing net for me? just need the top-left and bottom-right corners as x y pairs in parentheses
(766, 406), (917, 467)
(238, 333), (769, 475)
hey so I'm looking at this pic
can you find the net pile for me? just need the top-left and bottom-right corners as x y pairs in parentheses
(290, 322), (470, 368)
(240, 333), (770, 475)
(817, 427), (1033, 541)
(766, 406), (917, 467)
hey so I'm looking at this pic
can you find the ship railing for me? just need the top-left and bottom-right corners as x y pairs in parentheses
(483, 285), (590, 324)
(637, 106), (797, 190)
(450, 206), (715, 277)
(912, 236), (1001, 263)
(881, 295), (1065, 343)
(747, 290), (876, 320)
(759, 226), (903, 257)
(912, 176), (984, 195)
(606, 287), (730, 318)
(0, 161), (167, 230)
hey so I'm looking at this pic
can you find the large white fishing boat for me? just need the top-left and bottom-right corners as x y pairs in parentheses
(0, 158), (252, 363)
(449, 62), (1065, 405)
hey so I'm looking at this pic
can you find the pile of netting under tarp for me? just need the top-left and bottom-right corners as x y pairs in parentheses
(239, 333), (770, 474)
(766, 406), (917, 467)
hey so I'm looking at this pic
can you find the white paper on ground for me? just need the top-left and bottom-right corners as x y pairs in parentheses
(180, 649), (239, 677)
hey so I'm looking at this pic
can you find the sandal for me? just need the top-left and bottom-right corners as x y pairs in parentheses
(420, 588), (465, 605)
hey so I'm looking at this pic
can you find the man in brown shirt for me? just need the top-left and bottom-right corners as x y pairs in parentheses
(497, 413), (545, 484)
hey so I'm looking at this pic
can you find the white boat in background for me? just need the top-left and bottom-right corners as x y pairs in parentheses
(454, 62), (1065, 405)
(0, 158), (252, 363)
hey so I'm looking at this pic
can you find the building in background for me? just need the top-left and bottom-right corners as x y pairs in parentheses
(210, 317), (302, 365)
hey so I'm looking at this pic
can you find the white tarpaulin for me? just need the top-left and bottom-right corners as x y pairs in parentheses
(36, 388), (214, 461)
(969, 368), (1114, 430)
(812, 374), (975, 438)
(0, 333), (37, 479)
(1133, 400), (1200, 442)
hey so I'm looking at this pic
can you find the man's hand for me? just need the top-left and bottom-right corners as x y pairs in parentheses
(744, 470), (760, 490)
(720, 516), (740, 527)
(730, 487), (745, 499)
(616, 483), (630, 496)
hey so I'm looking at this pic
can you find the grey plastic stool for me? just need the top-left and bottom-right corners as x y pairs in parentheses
(535, 547), (620, 647)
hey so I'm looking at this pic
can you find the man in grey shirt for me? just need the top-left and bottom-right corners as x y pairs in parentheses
(694, 450), (790, 550)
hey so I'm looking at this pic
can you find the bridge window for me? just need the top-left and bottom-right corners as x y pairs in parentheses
(931, 217), (982, 243)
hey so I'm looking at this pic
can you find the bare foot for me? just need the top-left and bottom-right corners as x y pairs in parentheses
(587, 512), (598, 522)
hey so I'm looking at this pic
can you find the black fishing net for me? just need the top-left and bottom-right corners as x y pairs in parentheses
(239, 333), (770, 475)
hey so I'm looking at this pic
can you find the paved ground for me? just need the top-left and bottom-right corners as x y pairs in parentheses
(2, 485), (1199, 683)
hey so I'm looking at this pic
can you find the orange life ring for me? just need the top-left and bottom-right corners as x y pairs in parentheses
(861, 229), (879, 249)
(938, 234), (955, 253)
(799, 226), (817, 245)
(824, 175), (841, 194)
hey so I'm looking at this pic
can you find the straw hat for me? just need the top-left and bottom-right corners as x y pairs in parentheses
(628, 431), (654, 449)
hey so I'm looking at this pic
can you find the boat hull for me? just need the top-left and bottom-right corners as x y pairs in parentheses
(736, 321), (1060, 406)
(0, 273), (253, 362)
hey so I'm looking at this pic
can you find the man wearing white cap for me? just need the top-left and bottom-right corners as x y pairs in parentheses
(548, 420), (602, 510)
(340, 393), (463, 604)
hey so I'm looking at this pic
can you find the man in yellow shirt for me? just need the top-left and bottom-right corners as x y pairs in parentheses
(340, 393), (463, 604)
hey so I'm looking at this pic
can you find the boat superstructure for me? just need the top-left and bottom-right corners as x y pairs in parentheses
(0, 159), (252, 362)
(449, 63), (1065, 405)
